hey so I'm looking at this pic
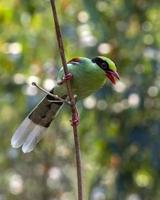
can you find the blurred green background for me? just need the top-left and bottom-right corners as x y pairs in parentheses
(0, 0), (160, 199)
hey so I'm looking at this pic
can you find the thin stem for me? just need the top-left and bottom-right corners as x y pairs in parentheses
(32, 82), (71, 105)
(49, 1), (83, 200)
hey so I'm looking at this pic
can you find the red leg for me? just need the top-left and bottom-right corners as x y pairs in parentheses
(57, 73), (73, 85)
(70, 107), (80, 126)
(57, 72), (79, 125)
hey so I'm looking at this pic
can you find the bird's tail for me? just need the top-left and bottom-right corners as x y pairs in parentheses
(11, 91), (64, 153)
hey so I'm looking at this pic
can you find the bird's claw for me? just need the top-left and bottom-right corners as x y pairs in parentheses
(70, 111), (80, 126)
(57, 73), (73, 85)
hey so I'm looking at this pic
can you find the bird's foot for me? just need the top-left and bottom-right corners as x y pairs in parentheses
(70, 107), (80, 126)
(57, 73), (73, 85)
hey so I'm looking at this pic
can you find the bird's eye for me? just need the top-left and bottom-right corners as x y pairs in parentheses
(101, 62), (109, 70)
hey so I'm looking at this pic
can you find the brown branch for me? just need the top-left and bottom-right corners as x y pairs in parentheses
(50, 1), (83, 200)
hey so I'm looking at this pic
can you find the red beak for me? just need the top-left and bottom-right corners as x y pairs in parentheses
(106, 71), (120, 84)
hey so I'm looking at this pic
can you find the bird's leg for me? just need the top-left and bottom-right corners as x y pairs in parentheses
(57, 73), (73, 85)
(70, 94), (79, 126)
(70, 106), (80, 126)
(57, 71), (79, 126)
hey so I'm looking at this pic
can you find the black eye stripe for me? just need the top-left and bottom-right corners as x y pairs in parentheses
(92, 57), (110, 72)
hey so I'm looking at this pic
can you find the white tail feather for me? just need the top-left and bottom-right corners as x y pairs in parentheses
(11, 117), (35, 148)
(22, 125), (46, 153)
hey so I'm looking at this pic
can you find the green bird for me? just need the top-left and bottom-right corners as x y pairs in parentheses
(11, 56), (119, 153)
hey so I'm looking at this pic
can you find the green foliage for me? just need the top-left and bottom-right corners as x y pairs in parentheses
(0, 0), (160, 199)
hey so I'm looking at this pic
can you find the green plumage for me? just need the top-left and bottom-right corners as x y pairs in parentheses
(11, 56), (119, 153)
(29, 56), (118, 128)
(55, 57), (106, 99)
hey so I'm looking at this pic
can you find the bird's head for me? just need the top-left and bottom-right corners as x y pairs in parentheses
(92, 56), (120, 84)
